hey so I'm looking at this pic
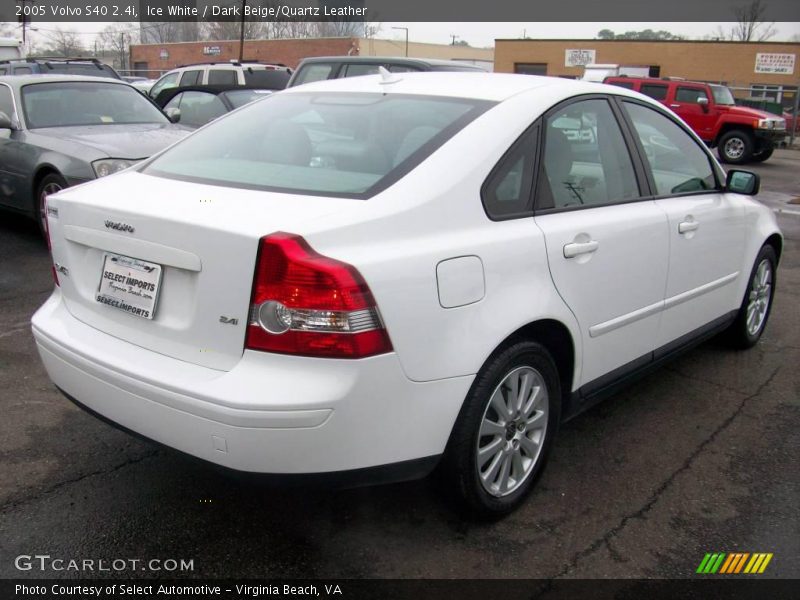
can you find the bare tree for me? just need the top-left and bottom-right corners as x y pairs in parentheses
(98, 24), (139, 70)
(730, 0), (777, 41)
(0, 22), (15, 37)
(140, 22), (199, 44)
(202, 20), (268, 41)
(41, 28), (84, 57)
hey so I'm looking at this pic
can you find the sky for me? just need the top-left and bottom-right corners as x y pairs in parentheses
(15, 21), (800, 50)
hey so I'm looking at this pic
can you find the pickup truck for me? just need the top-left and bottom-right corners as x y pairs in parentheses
(604, 76), (786, 164)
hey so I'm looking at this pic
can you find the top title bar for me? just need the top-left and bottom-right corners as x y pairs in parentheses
(6, 0), (800, 23)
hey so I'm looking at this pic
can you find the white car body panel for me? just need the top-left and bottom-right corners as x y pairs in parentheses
(32, 73), (782, 476)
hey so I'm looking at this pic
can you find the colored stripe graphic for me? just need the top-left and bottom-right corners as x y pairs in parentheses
(697, 552), (772, 574)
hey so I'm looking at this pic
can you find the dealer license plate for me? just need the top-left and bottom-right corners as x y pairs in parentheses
(96, 253), (162, 320)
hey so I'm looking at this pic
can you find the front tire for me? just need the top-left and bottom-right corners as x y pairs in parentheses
(35, 173), (67, 237)
(441, 341), (561, 519)
(751, 146), (774, 163)
(717, 130), (754, 164)
(725, 245), (777, 349)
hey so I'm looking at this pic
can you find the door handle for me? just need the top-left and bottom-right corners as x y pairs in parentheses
(678, 220), (699, 234)
(563, 240), (599, 258)
(670, 104), (680, 108)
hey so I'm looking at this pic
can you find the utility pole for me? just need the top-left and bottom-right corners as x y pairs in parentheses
(119, 32), (126, 72)
(238, 0), (247, 61)
(392, 26), (408, 57)
(450, 34), (458, 46)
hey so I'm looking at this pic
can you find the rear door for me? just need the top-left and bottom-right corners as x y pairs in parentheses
(619, 99), (745, 348)
(533, 96), (669, 387)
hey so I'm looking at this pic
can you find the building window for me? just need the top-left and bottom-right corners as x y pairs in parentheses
(515, 63), (547, 76)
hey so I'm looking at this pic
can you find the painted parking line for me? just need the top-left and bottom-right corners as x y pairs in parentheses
(773, 208), (800, 217)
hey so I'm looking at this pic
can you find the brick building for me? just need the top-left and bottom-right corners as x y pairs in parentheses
(495, 39), (800, 108)
(129, 37), (494, 77)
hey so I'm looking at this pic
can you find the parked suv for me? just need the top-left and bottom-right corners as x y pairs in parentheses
(148, 61), (291, 99)
(0, 57), (120, 79)
(287, 56), (485, 87)
(604, 76), (786, 164)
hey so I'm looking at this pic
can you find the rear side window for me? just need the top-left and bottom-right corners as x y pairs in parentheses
(538, 98), (641, 210)
(292, 64), (334, 85)
(622, 101), (717, 195)
(640, 84), (668, 100)
(607, 80), (634, 89)
(145, 92), (493, 198)
(14, 66), (32, 75)
(482, 125), (538, 220)
(208, 69), (237, 85)
(675, 87), (709, 103)
(243, 69), (290, 89)
(179, 70), (202, 86)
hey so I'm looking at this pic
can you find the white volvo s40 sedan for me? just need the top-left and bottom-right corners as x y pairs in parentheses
(32, 73), (781, 517)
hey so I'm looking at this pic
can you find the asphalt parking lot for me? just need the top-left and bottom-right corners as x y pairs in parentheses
(1, 151), (798, 580)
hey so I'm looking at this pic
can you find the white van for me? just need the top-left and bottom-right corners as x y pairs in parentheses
(0, 38), (23, 61)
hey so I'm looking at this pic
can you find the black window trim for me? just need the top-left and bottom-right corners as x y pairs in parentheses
(479, 120), (541, 221)
(532, 93), (652, 216)
(611, 96), (724, 200)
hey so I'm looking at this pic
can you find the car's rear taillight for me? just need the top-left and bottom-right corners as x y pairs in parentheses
(245, 233), (392, 358)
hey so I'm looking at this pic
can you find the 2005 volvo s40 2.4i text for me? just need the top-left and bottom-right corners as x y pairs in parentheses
(32, 73), (781, 517)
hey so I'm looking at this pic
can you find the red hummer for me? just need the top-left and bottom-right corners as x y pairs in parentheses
(604, 76), (787, 164)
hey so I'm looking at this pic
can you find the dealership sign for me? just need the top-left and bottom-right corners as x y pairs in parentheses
(754, 53), (795, 75)
(565, 49), (596, 67)
(203, 46), (222, 56)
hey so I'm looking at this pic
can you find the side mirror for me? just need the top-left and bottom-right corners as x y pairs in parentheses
(726, 169), (760, 195)
(0, 111), (13, 130)
(697, 96), (709, 112)
(164, 107), (181, 123)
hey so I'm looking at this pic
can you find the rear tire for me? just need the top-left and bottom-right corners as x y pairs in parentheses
(724, 245), (777, 349)
(718, 130), (754, 164)
(440, 340), (561, 519)
(35, 173), (67, 238)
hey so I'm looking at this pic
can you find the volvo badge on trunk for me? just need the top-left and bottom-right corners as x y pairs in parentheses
(104, 220), (135, 233)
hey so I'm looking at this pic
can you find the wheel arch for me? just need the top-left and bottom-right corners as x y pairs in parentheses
(714, 123), (754, 146)
(765, 232), (783, 264)
(31, 165), (63, 211)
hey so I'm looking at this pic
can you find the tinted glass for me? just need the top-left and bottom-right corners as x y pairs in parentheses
(242, 69), (290, 89)
(150, 72), (179, 97)
(47, 63), (117, 78)
(179, 70), (203, 85)
(145, 92), (491, 197)
(541, 99), (640, 209)
(292, 63), (334, 85)
(223, 89), (273, 109)
(0, 85), (14, 118)
(22, 82), (168, 128)
(608, 81), (634, 89)
(482, 126), (537, 219)
(172, 91), (226, 127)
(623, 101), (717, 195)
(640, 84), (668, 100)
(208, 69), (237, 85)
(675, 87), (708, 103)
(343, 64), (381, 77)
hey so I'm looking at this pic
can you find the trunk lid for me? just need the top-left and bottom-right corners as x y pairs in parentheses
(47, 171), (356, 370)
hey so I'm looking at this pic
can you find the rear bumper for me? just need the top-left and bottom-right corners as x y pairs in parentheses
(32, 289), (472, 476)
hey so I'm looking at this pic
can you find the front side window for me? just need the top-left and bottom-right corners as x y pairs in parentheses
(675, 86), (709, 104)
(150, 71), (180, 98)
(170, 91), (226, 127)
(622, 101), (717, 196)
(22, 82), (169, 128)
(145, 92), (492, 198)
(539, 98), (641, 209)
(709, 85), (735, 105)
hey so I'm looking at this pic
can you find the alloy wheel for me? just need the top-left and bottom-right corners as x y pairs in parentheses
(746, 258), (772, 336)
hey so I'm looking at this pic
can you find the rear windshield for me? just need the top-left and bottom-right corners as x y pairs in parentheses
(144, 92), (493, 198)
(242, 68), (290, 89)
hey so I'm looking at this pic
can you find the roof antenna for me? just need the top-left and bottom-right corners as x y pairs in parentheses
(378, 66), (402, 85)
